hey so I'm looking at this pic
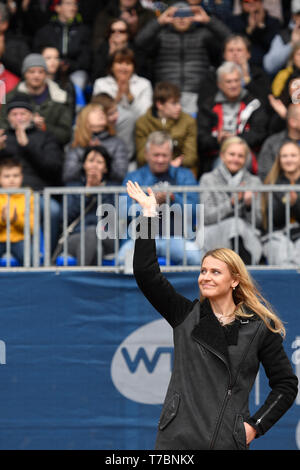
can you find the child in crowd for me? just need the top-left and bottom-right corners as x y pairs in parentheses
(0, 158), (34, 265)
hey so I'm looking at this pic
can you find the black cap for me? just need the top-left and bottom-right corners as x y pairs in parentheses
(6, 93), (33, 114)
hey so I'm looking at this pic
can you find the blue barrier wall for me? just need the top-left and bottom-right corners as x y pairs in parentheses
(0, 270), (299, 450)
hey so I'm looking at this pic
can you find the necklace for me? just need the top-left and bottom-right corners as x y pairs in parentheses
(214, 311), (236, 326)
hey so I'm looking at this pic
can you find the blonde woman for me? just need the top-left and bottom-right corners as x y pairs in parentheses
(128, 180), (297, 450)
(198, 136), (263, 265)
(262, 140), (300, 265)
(63, 103), (129, 184)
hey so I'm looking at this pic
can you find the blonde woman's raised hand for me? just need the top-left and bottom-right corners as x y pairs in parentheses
(126, 181), (158, 216)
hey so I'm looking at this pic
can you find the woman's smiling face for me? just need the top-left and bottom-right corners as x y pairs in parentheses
(198, 255), (237, 301)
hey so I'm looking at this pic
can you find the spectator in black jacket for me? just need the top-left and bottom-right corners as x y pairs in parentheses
(197, 61), (268, 175)
(0, 93), (63, 251)
(228, 0), (281, 67)
(33, 0), (91, 90)
(0, 93), (62, 189)
(135, 2), (230, 115)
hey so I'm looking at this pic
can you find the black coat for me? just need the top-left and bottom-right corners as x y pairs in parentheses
(133, 222), (298, 450)
(33, 16), (91, 73)
(0, 126), (63, 190)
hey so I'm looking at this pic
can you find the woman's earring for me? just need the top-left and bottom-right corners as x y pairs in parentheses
(233, 286), (236, 291)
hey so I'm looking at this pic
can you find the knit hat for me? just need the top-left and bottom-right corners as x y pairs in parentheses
(6, 93), (34, 114)
(21, 53), (48, 75)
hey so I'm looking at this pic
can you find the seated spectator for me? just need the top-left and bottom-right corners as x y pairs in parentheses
(198, 34), (271, 110)
(92, 17), (147, 82)
(91, 92), (136, 161)
(0, 94), (63, 189)
(197, 61), (268, 176)
(92, 47), (153, 121)
(58, 146), (117, 265)
(0, 34), (20, 100)
(262, 140), (300, 265)
(63, 103), (129, 184)
(40, 44), (78, 116)
(135, 81), (198, 170)
(228, 0), (281, 67)
(135, 2), (230, 115)
(263, 0), (300, 76)
(197, 136), (262, 265)
(118, 130), (201, 266)
(92, 0), (156, 53)
(0, 157), (34, 266)
(258, 103), (300, 181)
(33, 0), (91, 90)
(0, 93), (63, 252)
(0, 3), (30, 77)
(0, 53), (73, 147)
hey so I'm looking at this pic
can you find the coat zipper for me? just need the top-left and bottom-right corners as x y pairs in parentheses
(209, 387), (232, 449)
(208, 321), (263, 449)
(255, 394), (283, 426)
(198, 344), (232, 450)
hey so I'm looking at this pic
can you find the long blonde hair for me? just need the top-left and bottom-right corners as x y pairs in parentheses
(201, 247), (286, 337)
(72, 103), (114, 148)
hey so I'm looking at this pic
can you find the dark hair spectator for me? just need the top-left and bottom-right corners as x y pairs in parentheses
(135, 81), (198, 170)
(92, 47), (153, 121)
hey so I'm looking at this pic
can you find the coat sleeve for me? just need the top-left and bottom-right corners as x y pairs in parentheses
(135, 114), (149, 166)
(247, 326), (298, 437)
(63, 146), (83, 184)
(181, 117), (198, 169)
(23, 133), (63, 183)
(134, 18), (161, 52)
(110, 139), (129, 184)
(133, 217), (196, 328)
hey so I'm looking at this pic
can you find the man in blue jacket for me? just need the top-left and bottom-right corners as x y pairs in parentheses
(118, 130), (202, 266)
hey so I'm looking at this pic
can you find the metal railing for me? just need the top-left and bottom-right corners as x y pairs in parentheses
(1, 185), (300, 272)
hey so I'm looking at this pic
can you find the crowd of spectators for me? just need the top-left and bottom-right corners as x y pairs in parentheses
(0, 0), (299, 266)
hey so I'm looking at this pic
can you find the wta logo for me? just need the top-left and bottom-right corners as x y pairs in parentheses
(111, 319), (173, 404)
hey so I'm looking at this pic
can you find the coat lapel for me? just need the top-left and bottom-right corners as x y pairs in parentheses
(191, 299), (230, 368)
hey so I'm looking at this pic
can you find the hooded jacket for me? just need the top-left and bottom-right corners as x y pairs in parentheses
(133, 226), (298, 450)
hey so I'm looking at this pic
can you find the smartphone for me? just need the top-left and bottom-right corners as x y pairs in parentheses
(173, 8), (193, 18)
